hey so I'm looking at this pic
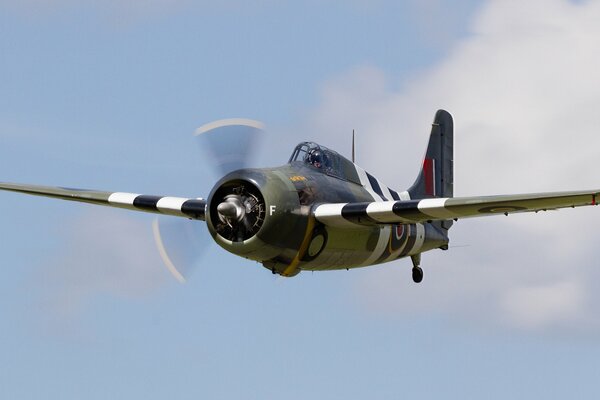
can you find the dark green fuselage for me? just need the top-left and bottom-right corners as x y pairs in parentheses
(206, 161), (449, 277)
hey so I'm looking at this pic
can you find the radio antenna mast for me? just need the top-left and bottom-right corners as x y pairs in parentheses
(352, 129), (356, 163)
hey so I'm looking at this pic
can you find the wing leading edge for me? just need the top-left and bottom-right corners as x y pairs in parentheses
(0, 182), (206, 220)
(314, 190), (599, 227)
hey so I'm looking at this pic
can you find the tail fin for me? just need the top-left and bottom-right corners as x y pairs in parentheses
(408, 109), (454, 200)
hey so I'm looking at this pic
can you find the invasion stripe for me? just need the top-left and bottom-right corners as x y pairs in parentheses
(408, 223), (426, 255)
(399, 224), (418, 257)
(316, 199), (439, 226)
(361, 225), (391, 267)
(181, 199), (207, 219)
(314, 203), (364, 228)
(366, 172), (387, 200)
(355, 167), (384, 202)
(365, 202), (398, 223)
(341, 203), (379, 225)
(133, 195), (162, 211)
(108, 192), (206, 220)
(392, 200), (426, 220)
(156, 197), (188, 214)
(389, 189), (400, 201)
(108, 192), (139, 207)
(398, 191), (411, 200)
(379, 182), (395, 202)
(417, 198), (454, 219)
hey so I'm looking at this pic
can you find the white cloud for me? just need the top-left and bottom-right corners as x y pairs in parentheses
(500, 280), (586, 331)
(34, 209), (170, 323)
(301, 0), (600, 335)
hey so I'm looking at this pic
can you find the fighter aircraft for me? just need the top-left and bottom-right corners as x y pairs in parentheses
(0, 110), (597, 283)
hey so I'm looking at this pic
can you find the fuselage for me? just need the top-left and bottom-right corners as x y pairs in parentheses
(206, 155), (450, 277)
(273, 162), (449, 274)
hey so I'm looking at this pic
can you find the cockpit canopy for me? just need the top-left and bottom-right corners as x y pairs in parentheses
(288, 142), (361, 184)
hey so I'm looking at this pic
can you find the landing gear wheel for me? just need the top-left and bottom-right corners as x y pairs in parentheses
(410, 254), (423, 283)
(412, 266), (423, 283)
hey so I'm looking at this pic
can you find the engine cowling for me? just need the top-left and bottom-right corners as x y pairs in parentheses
(206, 168), (309, 263)
(210, 179), (266, 242)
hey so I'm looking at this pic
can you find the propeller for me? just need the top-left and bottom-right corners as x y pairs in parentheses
(152, 218), (208, 283)
(153, 118), (265, 283)
(194, 118), (264, 177)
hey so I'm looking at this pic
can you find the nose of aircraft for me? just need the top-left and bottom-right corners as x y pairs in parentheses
(216, 195), (246, 222)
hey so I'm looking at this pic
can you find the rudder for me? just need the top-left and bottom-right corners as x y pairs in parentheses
(408, 109), (454, 200)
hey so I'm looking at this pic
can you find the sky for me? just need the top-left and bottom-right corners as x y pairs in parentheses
(1, 0), (600, 398)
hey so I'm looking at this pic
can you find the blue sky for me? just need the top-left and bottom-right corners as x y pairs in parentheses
(2, 1), (600, 399)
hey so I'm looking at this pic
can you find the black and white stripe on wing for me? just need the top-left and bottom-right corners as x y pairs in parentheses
(0, 182), (208, 220)
(340, 202), (380, 225)
(108, 192), (206, 220)
(315, 189), (600, 227)
(314, 198), (448, 226)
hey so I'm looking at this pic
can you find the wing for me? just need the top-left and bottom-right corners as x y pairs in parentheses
(314, 190), (599, 227)
(0, 182), (206, 220)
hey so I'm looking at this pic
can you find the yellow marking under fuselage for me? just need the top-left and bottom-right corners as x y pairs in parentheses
(282, 215), (316, 276)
